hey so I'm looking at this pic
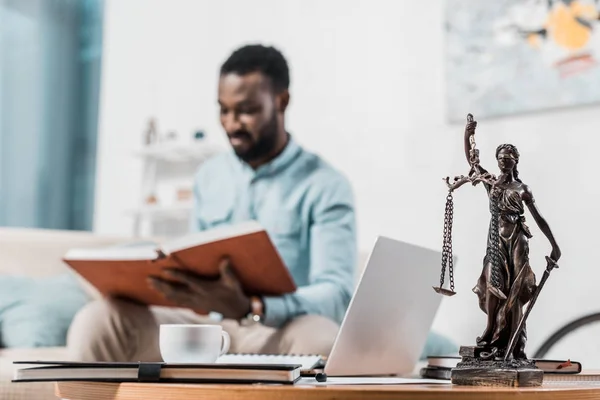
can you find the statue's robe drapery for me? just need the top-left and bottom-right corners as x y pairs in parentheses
(473, 184), (537, 358)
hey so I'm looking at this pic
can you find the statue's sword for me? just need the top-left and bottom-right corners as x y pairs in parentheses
(504, 256), (559, 361)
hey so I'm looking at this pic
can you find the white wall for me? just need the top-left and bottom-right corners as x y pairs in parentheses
(94, 0), (600, 363)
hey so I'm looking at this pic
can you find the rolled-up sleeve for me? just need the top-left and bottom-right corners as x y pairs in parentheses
(262, 174), (357, 328)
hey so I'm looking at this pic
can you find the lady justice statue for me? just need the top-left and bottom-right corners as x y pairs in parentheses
(434, 114), (562, 386)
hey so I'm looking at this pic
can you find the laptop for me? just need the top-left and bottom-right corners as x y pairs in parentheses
(218, 235), (447, 376)
(323, 235), (444, 376)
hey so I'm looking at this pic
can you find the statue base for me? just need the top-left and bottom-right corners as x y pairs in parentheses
(451, 346), (543, 387)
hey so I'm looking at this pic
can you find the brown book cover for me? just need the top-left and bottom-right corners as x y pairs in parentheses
(63, 221), (296, 313)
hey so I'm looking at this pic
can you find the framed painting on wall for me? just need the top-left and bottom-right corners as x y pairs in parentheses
(445, 0), (600, 122)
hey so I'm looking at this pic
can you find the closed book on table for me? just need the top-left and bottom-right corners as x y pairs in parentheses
(426, 356), (582, 374)
(12, 361), (302, 385)
(62, 220), (296, 314)
(421, 356), (585, 381)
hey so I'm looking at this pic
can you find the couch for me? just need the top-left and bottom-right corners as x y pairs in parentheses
(0, 228), (130, 400)
(0, 227), (456, 400)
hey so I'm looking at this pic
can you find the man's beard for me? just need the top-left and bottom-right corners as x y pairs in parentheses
(233, 113), (279, 163)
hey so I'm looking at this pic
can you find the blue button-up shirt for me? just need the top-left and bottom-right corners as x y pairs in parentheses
(190, 136), (357, 328)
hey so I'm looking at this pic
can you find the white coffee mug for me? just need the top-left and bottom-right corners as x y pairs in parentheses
(159, 324), (230, 364)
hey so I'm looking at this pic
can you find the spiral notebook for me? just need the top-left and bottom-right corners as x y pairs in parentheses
(216, 354), (324, 371)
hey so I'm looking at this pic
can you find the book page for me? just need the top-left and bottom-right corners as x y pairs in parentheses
(63, 244), (158, 260)
(161, 220), (264, 254)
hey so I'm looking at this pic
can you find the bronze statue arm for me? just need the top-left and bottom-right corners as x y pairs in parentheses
(464, 114), (488, 175)
(444, 114), (495, 193)
(524, 188), (561, 262)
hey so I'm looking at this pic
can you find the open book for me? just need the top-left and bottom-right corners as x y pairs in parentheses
(63, 221), (296, 313)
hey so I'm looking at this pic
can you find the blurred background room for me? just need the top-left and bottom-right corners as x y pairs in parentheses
(1, 0), (600, 398)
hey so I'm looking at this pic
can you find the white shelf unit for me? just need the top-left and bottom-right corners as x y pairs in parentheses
(133, 141), (220, 162)
(129, 140), (222, 238)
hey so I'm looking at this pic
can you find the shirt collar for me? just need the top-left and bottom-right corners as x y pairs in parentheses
(236, 133), (302, 179)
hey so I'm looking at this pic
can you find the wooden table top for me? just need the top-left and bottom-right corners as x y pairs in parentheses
(55, 380), (600, 400)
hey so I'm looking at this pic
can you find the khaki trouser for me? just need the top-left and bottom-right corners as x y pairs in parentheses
(66, 298), (340, 362)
